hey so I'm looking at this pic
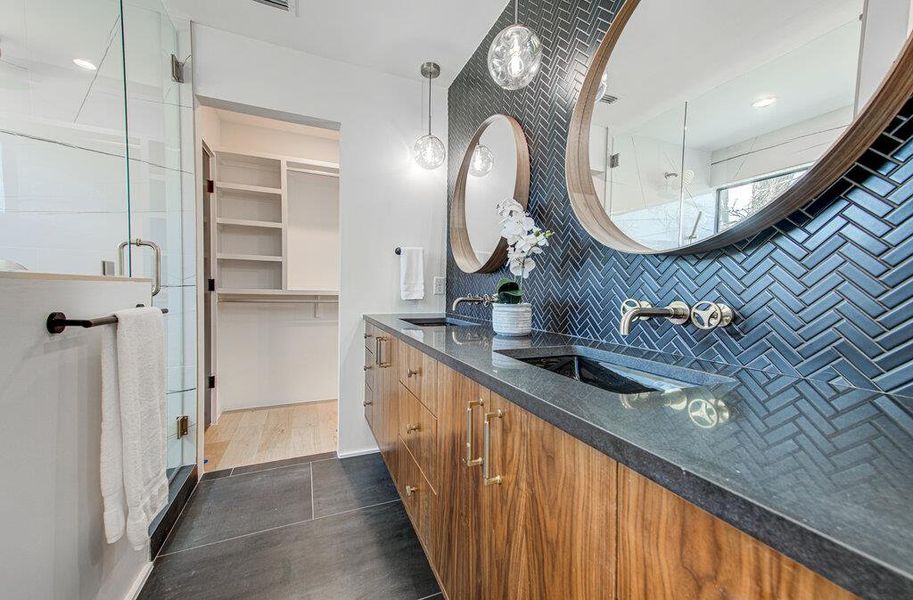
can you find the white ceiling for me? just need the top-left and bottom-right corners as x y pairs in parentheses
(592, 0), (868, 151)
(162, 0), (508, 84)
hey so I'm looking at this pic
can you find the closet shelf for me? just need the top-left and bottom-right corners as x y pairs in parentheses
(217, 253), (283, 262)
(217, 218), (283, 229)
(217, 289), (339, 302)
(215, 181), (282, 196)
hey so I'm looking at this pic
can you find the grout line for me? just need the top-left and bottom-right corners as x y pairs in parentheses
(312, 498), (400, 522)
(228, 458), (322, 478)
(309, 462), (316, 519)
(416, 594), (442, 600)
(157, 498), (401, 559)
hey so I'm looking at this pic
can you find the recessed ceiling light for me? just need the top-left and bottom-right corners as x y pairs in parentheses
(752, 96), (777, 109)
(73, 58), (97, 71)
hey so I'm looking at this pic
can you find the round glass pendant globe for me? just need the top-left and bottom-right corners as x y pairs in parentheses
(469, 144), (494, 177)
(413, 134), (446, 169)
(487, 24), (543, 90)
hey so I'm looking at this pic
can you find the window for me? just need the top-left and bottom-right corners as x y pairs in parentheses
(716, 168), (809, 232)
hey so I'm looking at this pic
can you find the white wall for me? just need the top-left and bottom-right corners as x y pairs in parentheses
(192, 25), (448, 454)
(0, 272), (153, 600)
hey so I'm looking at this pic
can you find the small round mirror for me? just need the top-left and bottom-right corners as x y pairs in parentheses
(451, 114), (530, 273)
(567, 0), (913, 254)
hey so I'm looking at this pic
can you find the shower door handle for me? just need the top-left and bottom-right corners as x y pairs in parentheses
(118, 238), (163, 297)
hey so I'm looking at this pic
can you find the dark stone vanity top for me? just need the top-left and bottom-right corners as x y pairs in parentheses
(365, 313), (913, 600)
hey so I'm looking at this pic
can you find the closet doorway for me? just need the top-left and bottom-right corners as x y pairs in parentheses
(197, 104), (340, 472)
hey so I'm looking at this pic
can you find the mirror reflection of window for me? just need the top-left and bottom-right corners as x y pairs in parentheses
(465, 117), (518, 264)
(587, 0), (913, 251)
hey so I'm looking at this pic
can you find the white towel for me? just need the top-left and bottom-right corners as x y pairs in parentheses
(399, 247), (424, 300)
(101, 307), (169, 550)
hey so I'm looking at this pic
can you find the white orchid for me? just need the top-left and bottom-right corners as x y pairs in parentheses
(496, 198), (554, 285)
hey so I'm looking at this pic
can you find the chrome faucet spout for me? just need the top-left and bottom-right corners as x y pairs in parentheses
(619, 300), (690, 336)
(452, 294), (496, 312)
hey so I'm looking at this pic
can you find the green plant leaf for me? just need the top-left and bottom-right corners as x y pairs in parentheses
(496, 278), (523, 304)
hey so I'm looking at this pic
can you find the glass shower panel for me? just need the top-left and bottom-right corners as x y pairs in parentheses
(122, 0), (197, 474)
(0, 0), (129, 274)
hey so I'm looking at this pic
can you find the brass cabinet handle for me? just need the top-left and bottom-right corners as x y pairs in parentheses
(364, 333), (373, 339)
(376, 337), (392, 368)
(406, 423), (420, 433)
(407, 368), (420, 378)
(483, 409), (505, 486)
(405, 485), (418, 497)
(363, 400), (373, 406)
(363, 365), (373, 371)
(464, 398), (484, 467)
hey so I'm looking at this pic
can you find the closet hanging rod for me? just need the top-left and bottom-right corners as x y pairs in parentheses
(46, 306), (168, 334)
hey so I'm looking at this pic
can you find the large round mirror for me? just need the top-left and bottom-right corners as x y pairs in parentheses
(452, 114), (530, 273)
(567, 0), (913, 254)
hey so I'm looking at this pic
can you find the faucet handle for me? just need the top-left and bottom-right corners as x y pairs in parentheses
(621, 299), (652, 320)
(690, 301), (734, 330)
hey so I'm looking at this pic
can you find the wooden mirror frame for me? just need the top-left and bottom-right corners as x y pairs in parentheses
(451, 114), (531, 273)
(566, 0), (913, 255)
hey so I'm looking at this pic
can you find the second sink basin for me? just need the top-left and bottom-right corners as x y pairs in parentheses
(495, 345), (735, 395)
(400, 316), (474, 327)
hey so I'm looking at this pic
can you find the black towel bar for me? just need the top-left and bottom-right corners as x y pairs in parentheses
(46, 306), (169, 334)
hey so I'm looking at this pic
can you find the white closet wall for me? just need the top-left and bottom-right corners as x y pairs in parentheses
(200, 108), (340, 413)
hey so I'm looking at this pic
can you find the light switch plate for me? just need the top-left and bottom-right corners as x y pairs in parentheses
(433, 276), (446, 295)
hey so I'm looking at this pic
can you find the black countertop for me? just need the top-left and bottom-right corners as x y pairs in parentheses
(365, 314), (913, 600)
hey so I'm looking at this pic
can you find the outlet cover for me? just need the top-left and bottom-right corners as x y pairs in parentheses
(433, 276), (446, 295)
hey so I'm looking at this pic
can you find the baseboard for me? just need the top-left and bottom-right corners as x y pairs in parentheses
(337, 446), (380, 459)
(219, 398), (337, 414)
(125, 561), (153, 600)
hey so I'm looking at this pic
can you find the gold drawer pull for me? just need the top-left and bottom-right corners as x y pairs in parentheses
(483, 409), (505, 486)
(464, 398), (484, 467)
(407, 368), (420, 378)
(406, 423), (420, 433)
(405, 485), (418, 497)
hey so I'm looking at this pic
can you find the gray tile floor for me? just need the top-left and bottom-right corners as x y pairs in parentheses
(140, 453), (440, 600)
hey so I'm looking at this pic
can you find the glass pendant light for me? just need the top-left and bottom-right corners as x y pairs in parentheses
(413, 61), (446, 169)
(469, 145), (494, 177)
(487, 0), (543, 90)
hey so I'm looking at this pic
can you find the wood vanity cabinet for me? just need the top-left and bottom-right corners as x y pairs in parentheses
(362, 323), (857, 600)
(617, 466), (857, 600)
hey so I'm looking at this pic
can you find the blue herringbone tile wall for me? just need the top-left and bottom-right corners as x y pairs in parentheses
(446, 0), (913, 397)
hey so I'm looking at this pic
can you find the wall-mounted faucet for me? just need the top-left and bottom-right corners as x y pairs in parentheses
(619, 299), (690, 336)
(452, 294), (497, 312)
(619, 298), (733, 335)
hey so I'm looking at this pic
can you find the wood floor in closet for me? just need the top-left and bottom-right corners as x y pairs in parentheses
(204, 400), (338, 471)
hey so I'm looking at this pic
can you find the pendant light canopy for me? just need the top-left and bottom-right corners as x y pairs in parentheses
(413, 61), (446, 169)
(487, 0), (542, 90)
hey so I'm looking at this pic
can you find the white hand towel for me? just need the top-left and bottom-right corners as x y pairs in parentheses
(101, 307), (169, 550)
(400, 247), (425, 300)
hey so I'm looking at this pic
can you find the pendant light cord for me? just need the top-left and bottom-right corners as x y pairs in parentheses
(514, 0), (518, 24)
(427, 72), (432, 136)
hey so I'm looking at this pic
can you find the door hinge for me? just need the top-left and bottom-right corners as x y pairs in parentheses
(207, 179), (215, 194)
(176, 415), (190, 438)
(208, 375), (216, 389)
(171, 54), (185, 83)
(208, 278), (216, 292)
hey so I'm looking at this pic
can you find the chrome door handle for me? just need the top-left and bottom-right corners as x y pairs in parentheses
(464, 398), (484, 467)
(118, 238), (162, 297)
(483, 409), (505, 486)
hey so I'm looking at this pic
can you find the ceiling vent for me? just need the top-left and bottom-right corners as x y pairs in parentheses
(251, 0), (296, 13)
(600, 94), (619, 105)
